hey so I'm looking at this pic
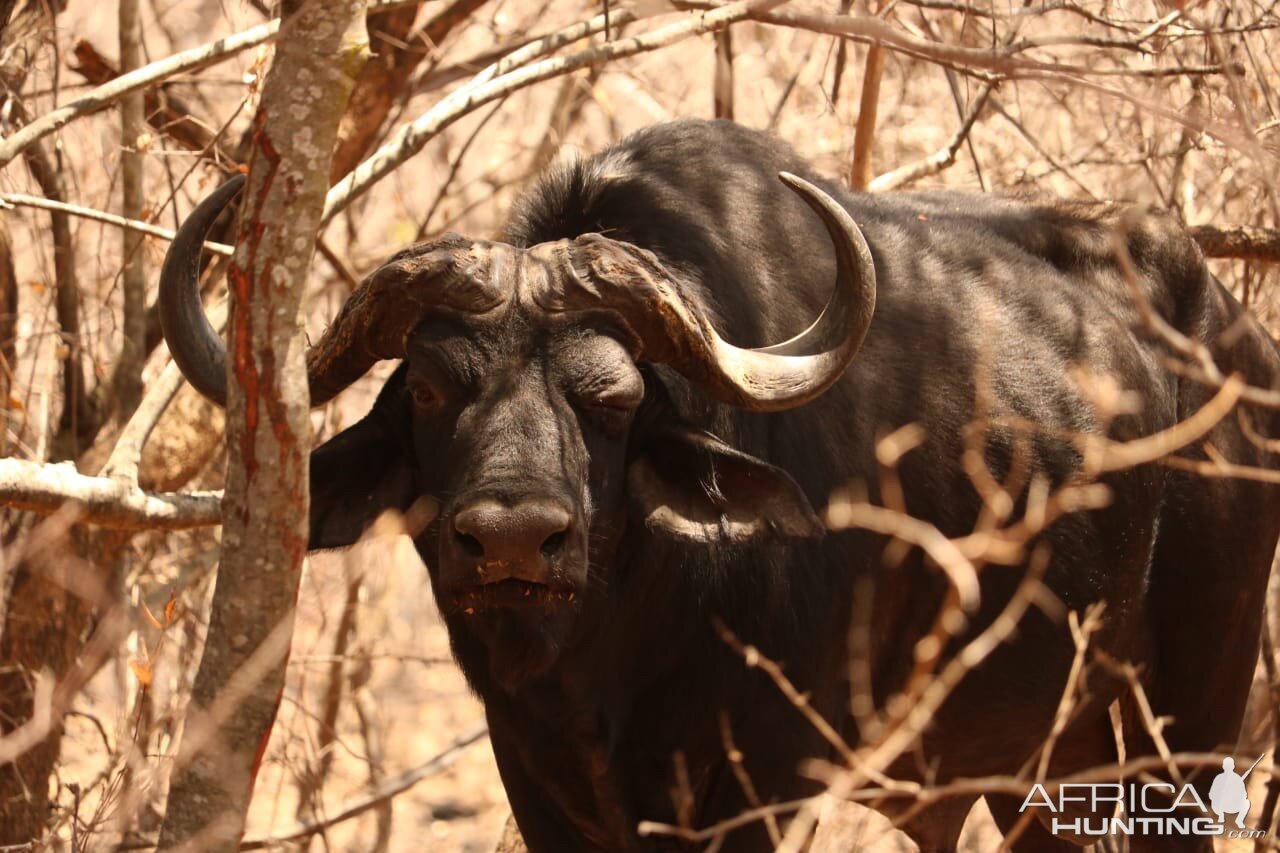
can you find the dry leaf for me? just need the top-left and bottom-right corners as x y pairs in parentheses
(129, 658), (153, 688)
(163, 593), (180, 627)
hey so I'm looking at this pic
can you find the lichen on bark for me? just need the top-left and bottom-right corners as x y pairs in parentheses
(156, 2), (369, 848)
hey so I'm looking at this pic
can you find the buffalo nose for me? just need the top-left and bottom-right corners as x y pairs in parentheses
(452, 499), (572, 578)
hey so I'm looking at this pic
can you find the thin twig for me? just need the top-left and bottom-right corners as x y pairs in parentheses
(322, 0), (789, 223)
(825, 501), (981, 613)
(868, 83), (992, 191)
(237, 723), (487, 849)
(0, 20), (279, 168)
(0, 194), (234, 256)
(713, 27), (735, 120)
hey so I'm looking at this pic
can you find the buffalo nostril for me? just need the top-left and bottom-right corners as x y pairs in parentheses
(455, 531), (485, 559)
(452, 499), (574, 571)
(540, 529), (568, 558)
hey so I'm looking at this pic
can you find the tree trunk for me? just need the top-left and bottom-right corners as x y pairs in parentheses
(0, 212), (15, 454)
(113, 0), (146, 417)
(156, 2), (369, 848)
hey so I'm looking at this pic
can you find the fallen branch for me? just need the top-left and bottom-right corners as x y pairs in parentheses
(0, 458), (222, 529)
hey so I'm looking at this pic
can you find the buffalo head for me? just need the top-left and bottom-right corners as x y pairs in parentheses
(159, 171), (876, 687)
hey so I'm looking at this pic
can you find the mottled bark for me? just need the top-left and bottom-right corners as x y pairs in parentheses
(156, 2), (369, 848)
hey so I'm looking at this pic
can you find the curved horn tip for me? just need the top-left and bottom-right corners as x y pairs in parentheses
(157, 172), (247, 408)
(775, 171), (873, 275)
(777, 172), (854, 221)
(209, 171), (248, 207)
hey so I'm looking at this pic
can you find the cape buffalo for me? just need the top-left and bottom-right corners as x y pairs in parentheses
(159, 119), (1280, 852)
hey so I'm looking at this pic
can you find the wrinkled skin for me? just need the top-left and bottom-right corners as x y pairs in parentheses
(168, 120), (1280, 852)
(310, 301), (823, 690)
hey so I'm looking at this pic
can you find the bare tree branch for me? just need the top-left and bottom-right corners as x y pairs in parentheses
(0, 20), (280, 169)
(0, 193), (234, 255)
(867, 84), (991, 191)
(0, 212), (15, 455)
(15, 121), (93, 457)
(1190, 224), (1280, 262)
(0, 458), (221, 528)
(322, 0), (789, 223)
(69, 39), (221, 155)
(101, 305), (228, 483)
(330, 0), (488, 181)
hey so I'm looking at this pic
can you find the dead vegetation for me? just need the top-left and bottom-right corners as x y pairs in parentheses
(1, 0), (1280, 849)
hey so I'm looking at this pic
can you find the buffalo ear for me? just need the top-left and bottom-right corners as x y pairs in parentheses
(627, 424), (824, 543)
(309, 370), (416, 550)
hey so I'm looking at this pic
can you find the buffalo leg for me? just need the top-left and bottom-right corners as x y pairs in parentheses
(894, 794), (976, 853)
(987, 710), (1116, 851)
(986, 795), (1085, 851)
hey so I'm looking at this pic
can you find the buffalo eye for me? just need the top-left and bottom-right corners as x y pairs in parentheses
(590, 388), (643, 412)
(407, 378), (441, 411)
(575, 385), (643, 436)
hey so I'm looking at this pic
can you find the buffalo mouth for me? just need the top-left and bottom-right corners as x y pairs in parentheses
(446, 579), (578, 614)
